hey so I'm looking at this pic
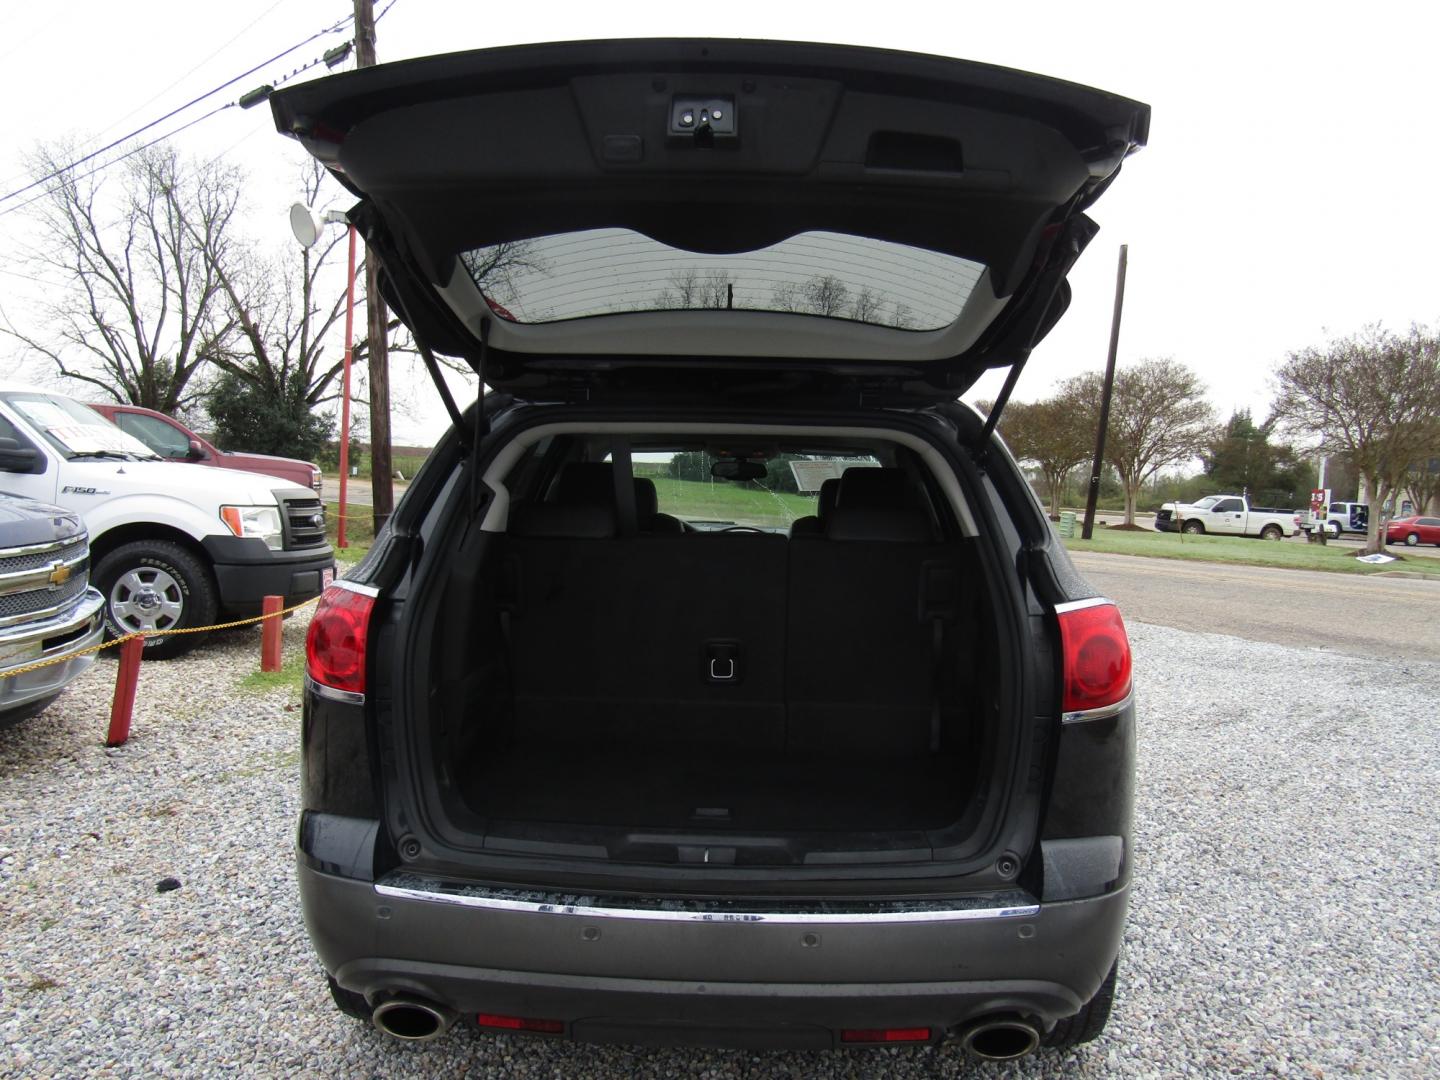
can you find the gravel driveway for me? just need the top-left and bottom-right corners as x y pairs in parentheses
(2, 616), (1438, 1078)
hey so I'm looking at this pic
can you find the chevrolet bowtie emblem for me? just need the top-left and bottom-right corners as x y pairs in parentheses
(48, 563), (71, 588)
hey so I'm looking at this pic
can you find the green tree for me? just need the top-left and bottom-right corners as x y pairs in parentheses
(1274, 324), (1440, 553)
(206, 370), (334, 461)
(1068, 358), (1216, 526)
(1201, 409), (1311, 508)
(1000, 391), (1096, 519)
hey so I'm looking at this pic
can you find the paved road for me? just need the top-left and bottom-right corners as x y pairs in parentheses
(1071, 549), (1440, 663)
(321, 477), (409, 506)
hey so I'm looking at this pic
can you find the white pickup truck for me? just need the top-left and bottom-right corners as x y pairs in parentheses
(1153, 494), (1299, 540)
(0, 383), (334, 658)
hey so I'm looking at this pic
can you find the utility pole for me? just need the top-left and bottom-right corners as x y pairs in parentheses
(353, 0), (393, 534)
(1081, 244), (1128, 540)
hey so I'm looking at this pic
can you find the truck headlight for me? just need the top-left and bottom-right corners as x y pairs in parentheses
(220, 505), (284, 550)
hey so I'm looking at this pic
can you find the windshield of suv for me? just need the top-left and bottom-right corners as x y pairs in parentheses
(463, 229), (985, 330)
(1, 393), (160, 460)
(637, 451), (882, 530)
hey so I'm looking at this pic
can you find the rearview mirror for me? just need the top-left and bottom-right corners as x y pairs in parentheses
(711, 459), (768, 483)
(186, 438), (206, 461)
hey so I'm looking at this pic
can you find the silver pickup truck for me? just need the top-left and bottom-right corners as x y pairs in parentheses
(1154, 494), (1299, 540)
(0, 490), (105, 726)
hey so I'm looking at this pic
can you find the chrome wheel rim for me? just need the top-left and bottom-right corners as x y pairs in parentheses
(109, 567), (185, 633)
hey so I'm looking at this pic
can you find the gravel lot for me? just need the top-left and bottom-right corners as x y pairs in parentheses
(2, 615), (1438, 1078)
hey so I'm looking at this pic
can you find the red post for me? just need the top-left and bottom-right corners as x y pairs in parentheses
(106, 636), (144, 747)
(337, 225), (357, 549)
(261, 594), (284, 672)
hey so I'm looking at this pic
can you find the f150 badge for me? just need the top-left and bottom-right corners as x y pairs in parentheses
(61, 486), (108, 495)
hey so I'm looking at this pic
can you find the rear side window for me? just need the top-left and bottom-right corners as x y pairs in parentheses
(112, 412), (190, 458)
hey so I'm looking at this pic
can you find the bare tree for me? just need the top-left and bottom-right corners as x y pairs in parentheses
(1001, 390), (1097, 519)
(653, 269), (733, 311)
(203, 163), (351, 411)
(2, 141), (241, 411)
(1274, 324), (1440, 552)
(1069, 358), (1216, 526)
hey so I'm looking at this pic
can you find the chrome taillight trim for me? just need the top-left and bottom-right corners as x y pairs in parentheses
(1062, 688), (1134, 725)
(304, 673), (365, 706)
(1052, 596), (1114, 615)
(328, 579), (379, 599)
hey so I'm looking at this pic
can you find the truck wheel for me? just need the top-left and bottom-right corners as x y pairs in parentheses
(94, 541), (218, 660)
(1260, 524), (1283, 541)
(1405, 533), (1419, 547)
(1181, 520), (1204, 535)
(1043, 959), (1118, 1049)
(1327, 521), (1341, 539)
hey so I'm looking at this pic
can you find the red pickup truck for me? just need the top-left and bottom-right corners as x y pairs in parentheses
(87, 403), (323, 495)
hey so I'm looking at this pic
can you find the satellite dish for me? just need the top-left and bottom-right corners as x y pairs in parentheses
(289, 203), (323, 248)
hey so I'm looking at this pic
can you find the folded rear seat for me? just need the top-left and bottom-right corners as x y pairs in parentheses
(785, 468), (962, 755)
(504, 463), (788, 749)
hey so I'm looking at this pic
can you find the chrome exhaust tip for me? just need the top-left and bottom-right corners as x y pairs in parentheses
(957, 1015), (1042, 1061)
(371, 996), (457, 1042)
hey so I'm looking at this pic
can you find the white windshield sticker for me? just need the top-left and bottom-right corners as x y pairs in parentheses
(47, 424), (154, 455)
(12, 400), (77, 429)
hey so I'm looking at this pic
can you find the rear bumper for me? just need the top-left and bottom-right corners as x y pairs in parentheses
(298, 861), (1128, 1048)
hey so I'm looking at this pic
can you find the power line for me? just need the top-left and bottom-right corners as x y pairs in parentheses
(0, 12), (353, 210)
(0, 31), (367, 225)
(90, 0), (294, 148)
(0, 104), (234, 221)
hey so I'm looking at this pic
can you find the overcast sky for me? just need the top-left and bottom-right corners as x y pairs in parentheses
(2, 1), (1437, 444)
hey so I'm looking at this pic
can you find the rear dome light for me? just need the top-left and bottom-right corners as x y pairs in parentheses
(1057, 601), (1132, 714)
(305, 584), (375, 695)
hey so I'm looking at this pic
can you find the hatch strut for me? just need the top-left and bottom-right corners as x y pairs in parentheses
(389, 287), (468, 440)
(977, 357), (1028, 447)
(388, 287), (490, 513)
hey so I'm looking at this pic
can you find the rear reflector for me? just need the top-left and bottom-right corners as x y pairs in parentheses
(841, 1027), (932, 1043)
(476, 1012), (564, 1034)
(1057, 600), (1132, 713)
(305, 584), (375, 695)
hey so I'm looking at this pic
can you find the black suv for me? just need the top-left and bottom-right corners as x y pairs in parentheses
(277, 39), (1144, 1061)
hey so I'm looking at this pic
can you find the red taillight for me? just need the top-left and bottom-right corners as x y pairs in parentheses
(475, 1013), (564, 1034)
(841, 1027), (932, 1043)
(305, 584), (375, 695)
(1057, 601), (1132, 713)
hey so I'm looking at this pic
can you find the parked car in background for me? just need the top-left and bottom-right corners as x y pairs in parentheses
(1386, 515), (1440, 546)
(0, 384), (333, 659)
(87, 403), (323, 495)
(276, 38), (1147, 1060)
(1154, 494), (1298, 539)
(1299, 501), (1368, 539)
(0, 490), (104, 726)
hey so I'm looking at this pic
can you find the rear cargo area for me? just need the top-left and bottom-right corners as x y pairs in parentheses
(418, 462), (1007, 862)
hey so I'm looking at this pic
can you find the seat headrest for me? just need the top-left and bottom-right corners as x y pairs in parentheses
(835, 467), (914, 510)
(826, 467), (935, 542)
(633, 477), (659, 517)
(552, 463), (615, 505)
(509, 503), (617, 539)
(817, 477), (841, 521)
(553, 463), (658, 515)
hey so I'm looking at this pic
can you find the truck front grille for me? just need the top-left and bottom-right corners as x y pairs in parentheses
(279, 495), (328, 550)
(0, 557), (90, 624)
(0, 537), (87, 577)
